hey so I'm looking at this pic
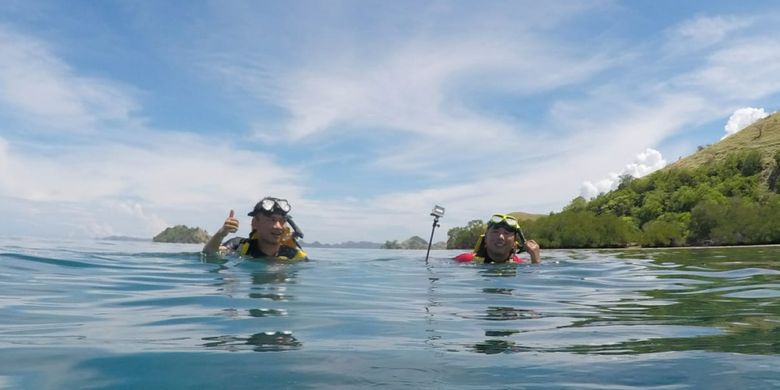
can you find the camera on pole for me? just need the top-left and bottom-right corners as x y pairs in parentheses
(425, 205), (445, 263)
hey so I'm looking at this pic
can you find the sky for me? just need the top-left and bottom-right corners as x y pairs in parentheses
(1, 1), (779, 244)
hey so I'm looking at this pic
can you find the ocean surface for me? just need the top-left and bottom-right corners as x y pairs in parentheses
(1, 237), (779, 389)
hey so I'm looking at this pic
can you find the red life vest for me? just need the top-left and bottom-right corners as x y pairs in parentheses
(454, 252), (524, 264)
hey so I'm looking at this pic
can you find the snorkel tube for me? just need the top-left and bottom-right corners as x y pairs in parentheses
(286, 215), (304, 249)
(516, 228), (527, 253)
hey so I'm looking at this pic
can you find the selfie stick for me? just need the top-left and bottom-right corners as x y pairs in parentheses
(425, 205), (445, 263)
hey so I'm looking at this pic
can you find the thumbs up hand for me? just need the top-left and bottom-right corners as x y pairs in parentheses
(220, 209), (239, 236)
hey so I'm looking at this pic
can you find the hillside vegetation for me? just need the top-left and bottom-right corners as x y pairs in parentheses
(671, 112), (780, 170)
(447, 112), (780, 249)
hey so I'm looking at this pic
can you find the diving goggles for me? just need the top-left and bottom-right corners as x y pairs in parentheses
(248, 197), (292, 216)
(487, 214), (520, 232)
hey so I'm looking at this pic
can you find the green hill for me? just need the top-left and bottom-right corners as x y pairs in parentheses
(670, 112), (780, 171)
(521, 112), (780, 248)
(153, 225), (210, 244)
(446, 112), (780, 249)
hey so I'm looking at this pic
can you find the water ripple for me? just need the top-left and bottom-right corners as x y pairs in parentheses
(1, 240), (779, 388)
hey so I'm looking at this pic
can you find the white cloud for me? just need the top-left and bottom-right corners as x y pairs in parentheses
(0, 26), (303, 239)
(4, 6), (780, 244)
(580, 148), (667, 199)
(0, 26), (140, 132)
(677, 40), (780, 101)
(671, 15), (751, 48)
(278, 40), (609, 142)
(723, 107), (769, 139)
(0, 135), (7, 165)
(206, 25), (614, 176)
(625, 148), (668, 177)
(0, 132), (305, 238)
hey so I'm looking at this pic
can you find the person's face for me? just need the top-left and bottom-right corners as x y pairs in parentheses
(251, 213), (286, 244)
(485, 225), (516, 258)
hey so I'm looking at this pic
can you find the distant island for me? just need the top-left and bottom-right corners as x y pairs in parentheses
(382, 236), (447, 250)
(153, 225), (210, 244)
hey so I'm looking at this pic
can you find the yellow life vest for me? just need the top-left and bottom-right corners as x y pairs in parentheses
(238, 227), (307, 261)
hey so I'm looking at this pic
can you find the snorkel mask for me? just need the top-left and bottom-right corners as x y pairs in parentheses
(487, 214), (520, 232)
(248, 197), (291, 216)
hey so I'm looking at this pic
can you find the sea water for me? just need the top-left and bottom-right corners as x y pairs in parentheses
(1, 237), (779, 389)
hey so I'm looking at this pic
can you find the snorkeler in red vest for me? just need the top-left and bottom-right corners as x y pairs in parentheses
(454, 214), (541, 264)
(202, 196), (307, 261)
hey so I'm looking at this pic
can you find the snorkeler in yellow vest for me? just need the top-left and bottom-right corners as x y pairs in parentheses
(202, 196), (307, 261)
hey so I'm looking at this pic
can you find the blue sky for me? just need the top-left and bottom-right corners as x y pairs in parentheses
(1, 1), (778, 243)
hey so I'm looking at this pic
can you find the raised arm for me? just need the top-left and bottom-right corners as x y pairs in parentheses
(202, 209), (239, 256)
(523, 239), (541, 264)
